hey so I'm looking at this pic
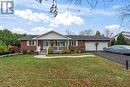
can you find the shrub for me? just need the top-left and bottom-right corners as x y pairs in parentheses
(22, 49), (28, 54)
(9, 46), (20, 53)
(63, 48), (71, 54)
(80, 48), (85, 53)
(48, 47), (54, 54)
(0, 41), (8, 54)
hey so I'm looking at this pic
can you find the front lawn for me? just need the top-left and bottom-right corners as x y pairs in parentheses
(0, 54), (130, 87)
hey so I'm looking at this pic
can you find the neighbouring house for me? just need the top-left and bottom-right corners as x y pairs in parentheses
(113, 31), (130, 43)
(19, 31), (111, 54)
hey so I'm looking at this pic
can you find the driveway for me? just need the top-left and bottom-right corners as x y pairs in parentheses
(91, 51), (130, 67)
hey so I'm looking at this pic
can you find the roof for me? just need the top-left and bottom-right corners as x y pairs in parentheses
(19, 35), (38, 40)
(34, 30), (71, 39)
(19, 35), (110, 41)
(65, 35), (110, 40)
(19, 31), (110, 41)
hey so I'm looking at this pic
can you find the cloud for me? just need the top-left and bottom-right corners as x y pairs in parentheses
(30, 27), (54, 35)
(50, 12), (84, 26)
(112, 5), (123, 9)
(105, 24), (120, 30)
(0, 25), (4, 30)
(11, 28), (27, 34)
(11, 27), (54, 35)
(15, 9), (50, 22)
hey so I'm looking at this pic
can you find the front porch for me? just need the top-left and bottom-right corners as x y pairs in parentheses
(36, 40), (71, 54)
(34, 31), (77, 54)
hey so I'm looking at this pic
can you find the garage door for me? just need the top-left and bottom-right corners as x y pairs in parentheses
(85, 42), (96, 51)
(85, 42), (108, 51)
(97, 42), (108, 51)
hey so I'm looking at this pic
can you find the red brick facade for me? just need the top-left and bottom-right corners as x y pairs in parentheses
(20, 40), (111, 52)
(20, 40), (36, 52)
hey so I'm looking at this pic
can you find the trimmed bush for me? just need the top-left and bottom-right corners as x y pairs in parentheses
(63, 48), (71, 54)
(48, 47), (54, 54)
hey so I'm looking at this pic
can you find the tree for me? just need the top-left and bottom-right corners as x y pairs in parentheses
(79, 29), (93, 36)
(65, 30), (75, 35)
(116, 33), (127, 45)
(0, 29), (26, 45)
(103, 29), (113, 38)
(36, 0), (129, 17)
(111, 38), (116, 45)
(95, 30), (101, 37)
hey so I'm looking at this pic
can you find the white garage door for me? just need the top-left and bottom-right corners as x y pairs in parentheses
(85, 42), (96, 51)
(85, 42), (108, 51)
(97, 42), (108, 51)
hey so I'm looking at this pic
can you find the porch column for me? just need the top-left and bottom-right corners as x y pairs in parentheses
(36, 38), (38, 52)
(67, 39), (69, 49)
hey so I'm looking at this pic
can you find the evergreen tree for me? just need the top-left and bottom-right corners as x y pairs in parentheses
(111, 38), (116, 45)
(95, 31), (101, 37)
(116, 33), (127, 45)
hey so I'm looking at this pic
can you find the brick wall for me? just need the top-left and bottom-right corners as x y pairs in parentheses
(20, 40), (36, 52)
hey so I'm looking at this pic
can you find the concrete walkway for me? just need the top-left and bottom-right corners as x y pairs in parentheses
(34, 55), (96, 59)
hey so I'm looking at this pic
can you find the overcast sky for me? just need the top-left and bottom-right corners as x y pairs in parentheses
(0, 0), (129, 35)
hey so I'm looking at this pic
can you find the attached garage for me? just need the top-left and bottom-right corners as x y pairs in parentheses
(85, 41), (109, 51)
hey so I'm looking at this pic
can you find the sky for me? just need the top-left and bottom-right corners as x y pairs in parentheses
(0, 0), (129, 35)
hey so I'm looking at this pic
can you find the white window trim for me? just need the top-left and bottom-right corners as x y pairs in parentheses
(27, 41), (36, 46)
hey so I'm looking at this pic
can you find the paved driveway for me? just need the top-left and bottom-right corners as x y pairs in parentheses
(91, 51), (130, 67)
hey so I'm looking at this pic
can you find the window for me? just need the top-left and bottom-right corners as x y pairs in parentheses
(69, 40), (76, 46)
(27, 41), (36, 46)
(43, 41), (49, 46)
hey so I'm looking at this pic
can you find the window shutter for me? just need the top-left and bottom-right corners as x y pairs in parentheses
(34, 41), (36, 46)
(27, 41), (29, 46)
(76, 41), (78, 46)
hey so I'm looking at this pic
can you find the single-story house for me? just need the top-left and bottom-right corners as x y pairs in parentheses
(19, 31), (111, 54)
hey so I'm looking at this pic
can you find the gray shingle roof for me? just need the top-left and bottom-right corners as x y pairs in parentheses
(19, 35), (38, 40)
(19, 35), (110, 41)
(66, 35), (110, 40)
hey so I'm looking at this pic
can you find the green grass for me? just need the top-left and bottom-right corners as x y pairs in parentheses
(0, 54), (130, 87)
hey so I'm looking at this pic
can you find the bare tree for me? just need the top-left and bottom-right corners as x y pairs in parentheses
(35, 0), (130, 27)
(65, 30), (75, 35)
(79, 29), (93, 36)
(103, 29), (113, 38)
(36, 0), (123, 17)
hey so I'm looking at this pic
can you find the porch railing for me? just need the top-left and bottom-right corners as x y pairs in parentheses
(53, 46), (67, 51)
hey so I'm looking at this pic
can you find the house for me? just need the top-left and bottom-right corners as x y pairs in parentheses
(19, 31), (111, 53)
(113, 31), (130, 42)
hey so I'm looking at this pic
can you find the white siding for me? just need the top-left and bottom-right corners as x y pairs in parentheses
(38, 32), (68, 40)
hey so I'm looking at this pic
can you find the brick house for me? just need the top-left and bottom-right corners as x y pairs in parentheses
(19, 31), (111, 53)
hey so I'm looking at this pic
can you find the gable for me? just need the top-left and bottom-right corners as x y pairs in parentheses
(37, 31), (70, 40)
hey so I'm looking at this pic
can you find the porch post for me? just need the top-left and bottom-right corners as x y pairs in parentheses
(67, 39), (69, 49)
(36, 38), (38, 52)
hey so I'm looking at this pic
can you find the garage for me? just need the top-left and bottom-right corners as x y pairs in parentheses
(85, 42), (109, 51)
